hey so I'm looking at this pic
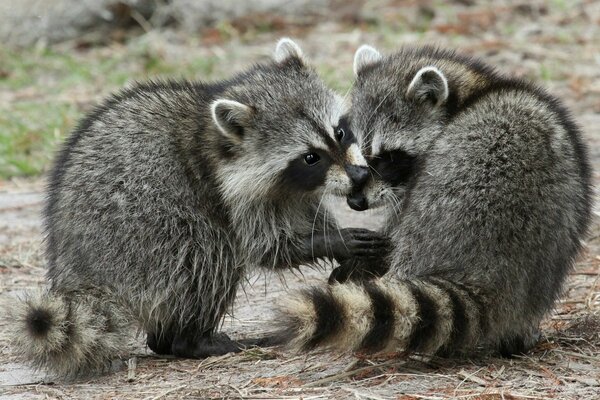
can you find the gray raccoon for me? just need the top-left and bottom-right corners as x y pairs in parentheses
(13, 39), (386, 379)
(275, 45), (592, 357)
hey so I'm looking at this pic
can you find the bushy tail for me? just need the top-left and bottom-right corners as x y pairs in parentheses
(274, 277), (494, 356)
(12, 290), (132, 379)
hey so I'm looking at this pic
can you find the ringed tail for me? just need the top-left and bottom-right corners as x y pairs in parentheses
(274, 277), (490, 356)
(12, 290), (131, 379)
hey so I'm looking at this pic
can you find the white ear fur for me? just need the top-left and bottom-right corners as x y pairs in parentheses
(406, 66), (449, 106)
(211, 99), (253, 143)
(353, 45), (382, 76)
(274, 37), (305, 63)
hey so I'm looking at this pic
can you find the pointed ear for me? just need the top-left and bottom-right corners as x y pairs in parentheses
(211, 99), (253, 143)
(353, 45), (382, 76)
(274, 37), (305, 64)
(406, 66), (449, 106)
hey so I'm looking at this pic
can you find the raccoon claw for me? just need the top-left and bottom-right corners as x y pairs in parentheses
(171, 332), (243, 359)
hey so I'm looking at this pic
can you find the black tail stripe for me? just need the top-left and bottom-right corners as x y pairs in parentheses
(304, 287), (344, 350)
(405, 281), (439, 352)
(452, 281), (488, 337)
(427, 278), (469, 352)
(359, 283), (395, 352)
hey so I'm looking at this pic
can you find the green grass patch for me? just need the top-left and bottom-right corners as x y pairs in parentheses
(318, 64), (353, 95)
(0, 42), (226, 179)
(0, 102), (80, 178)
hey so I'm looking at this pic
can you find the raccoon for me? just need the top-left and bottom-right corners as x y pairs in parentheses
(13, 38), (388, 379)
(274, 45), (592, 357)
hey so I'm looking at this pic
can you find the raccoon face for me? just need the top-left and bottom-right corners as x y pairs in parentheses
(211, 38), (370, 211)
(348, 45), (449, 209)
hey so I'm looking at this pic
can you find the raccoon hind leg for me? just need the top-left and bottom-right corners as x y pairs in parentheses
(498, 328), (541, 358)
(146, 328), (174, 355)
(171, 331), (243, 358)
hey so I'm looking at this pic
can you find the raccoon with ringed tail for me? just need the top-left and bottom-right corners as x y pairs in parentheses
(12, 38), (388, 379)
(275, 45), (592, 357)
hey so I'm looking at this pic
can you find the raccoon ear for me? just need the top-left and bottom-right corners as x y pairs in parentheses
(353, 45), (382, 76)
(211, 99), (253, 143)
(274, 37), (305, 64)
(406, 66), (449, 107)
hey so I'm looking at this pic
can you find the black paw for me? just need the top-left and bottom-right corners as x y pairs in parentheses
(335, 228), (391, 260)
(498, 330), (541, 358)
(171, 332), (243, 359)
(328, 257), (390, 284)
(147, 331), (174, 355)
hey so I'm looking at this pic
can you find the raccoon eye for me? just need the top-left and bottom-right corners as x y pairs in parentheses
(304, 153), (320, 165)
(335, 127), (345, 141)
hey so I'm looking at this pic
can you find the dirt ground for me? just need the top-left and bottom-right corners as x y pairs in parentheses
(1, 1), (600, 399)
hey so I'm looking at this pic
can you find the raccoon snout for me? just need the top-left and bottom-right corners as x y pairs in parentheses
(347, 191), (369, 211)
(345, 166), (370, 211)
(345, 165), (369, 189)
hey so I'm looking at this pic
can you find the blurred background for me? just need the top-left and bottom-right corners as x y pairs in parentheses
(1, 0), (599, 181)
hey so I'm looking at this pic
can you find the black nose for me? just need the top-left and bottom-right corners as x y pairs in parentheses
(345, 165), (369, 188)
(347, 192), (368, 211)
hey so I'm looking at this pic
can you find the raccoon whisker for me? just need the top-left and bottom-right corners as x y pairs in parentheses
(386, 189), (403, 217)
(369, 164), (382, 178)
(331, 201), (345, 254)
(310, 188), (328, 261)
(359, 140), (369, 154)
(322, 188), (333, 259)
(326, 194), (342, 265)
(323, 192), (348, 262)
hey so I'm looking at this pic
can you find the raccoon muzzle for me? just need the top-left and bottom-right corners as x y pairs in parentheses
(347, 191), (369, 211)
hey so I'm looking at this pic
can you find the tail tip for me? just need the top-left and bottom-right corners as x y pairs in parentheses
(26, 307), (54, 337)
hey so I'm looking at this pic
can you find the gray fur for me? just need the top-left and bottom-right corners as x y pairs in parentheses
(276, 46), (592, 357)
(13, 39), (373, 379)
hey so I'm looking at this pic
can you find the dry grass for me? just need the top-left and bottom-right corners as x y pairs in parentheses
(0, 181), (598, 399)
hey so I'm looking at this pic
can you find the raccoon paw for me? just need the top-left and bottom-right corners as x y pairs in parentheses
(498, 330), (541, 358)
(171, 332), (243, 359)
(338, 228), (391, 260)
(147, 332), (174, 355)
(328, 257), (390, 284)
